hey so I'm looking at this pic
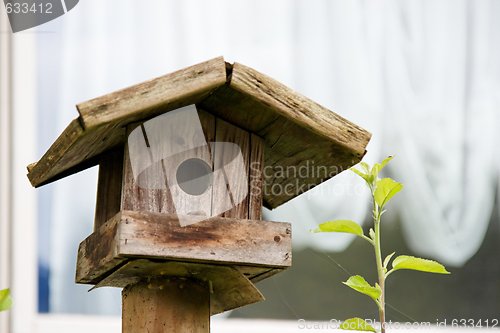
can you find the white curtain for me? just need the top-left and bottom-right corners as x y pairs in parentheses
(38, 0), (500, 314)
(383, 1), (500, 267)
(267, 0), (500, 266)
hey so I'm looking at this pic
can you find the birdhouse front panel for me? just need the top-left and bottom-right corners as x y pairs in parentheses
(116, 105), (264, 226)
(122, 107), (216, 223)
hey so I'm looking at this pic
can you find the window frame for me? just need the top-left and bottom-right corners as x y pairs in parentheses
(8, 25), (38, 333)
(0, 6), (13, 333)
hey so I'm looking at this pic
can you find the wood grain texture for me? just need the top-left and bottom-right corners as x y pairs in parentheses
(121, 123), (176, 214)
(122, 278), (209, 333)
(27, 118), (84, 186)
(117, 210), (291, 267)
(248, 134), (264, 220)
(75, 213), (126, 284)
(121, 109), (216, 217)
(158, 109), (215, 218)
(230, 62), (370, 156)
(27, 57), (227, 188)
(27, 57), (371, 210)
(199, 63), (371, 208)
(212, 117), (250, 219)
(260, 117), (359, 208)
(75, 210), (291, 284)
(96, 259), (264, 315)
(77, 57), (227, 129)
(94, 147), (124, 231)
(28, 119), (127, 188)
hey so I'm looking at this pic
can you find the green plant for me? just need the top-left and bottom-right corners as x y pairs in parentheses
(313, 157), (449, 333)
(0, 288), (12, 312)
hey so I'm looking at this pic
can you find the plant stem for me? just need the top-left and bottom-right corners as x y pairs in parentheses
(373, 197), (386, 333)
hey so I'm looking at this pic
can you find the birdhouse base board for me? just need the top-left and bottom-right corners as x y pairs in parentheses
(76, 210), (291, 284)
(93, 258), (265, 315)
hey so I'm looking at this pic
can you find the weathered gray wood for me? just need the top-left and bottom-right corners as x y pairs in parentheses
(27, 57), (227, 188)
(260, 119), (359, 208)
(199, 62), (371, 208)
(75, 214), (126, 284)
(27, 118), (85, 186)
(121, 122), (175, 214)
(27, 57), (371, 209)
(159, 110), (215, 218)
(122, 278), (209, 333)
(94, 147), (124, 231)
(75, 210), (291, 284)
(248, 134), (264, 220)
(118, 210), (290, 266)
(26, 162), (36, 173)
(212, 117), (250, 219)
(121, 109), (216, 217)
(77, 57), (226, 129)
(231, 62), (369, 154)
(96, 259), (264, 315)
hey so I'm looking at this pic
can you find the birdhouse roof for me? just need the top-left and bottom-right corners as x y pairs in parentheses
(27, 57), (371, 208)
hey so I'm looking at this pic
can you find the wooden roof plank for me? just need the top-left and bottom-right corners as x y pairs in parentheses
(27, 118), (84, 186)
(199, 64), (371, 208)
(77, 56), (227, 129)
(28, 57), (228, 187)
(229, 62), (371, 158)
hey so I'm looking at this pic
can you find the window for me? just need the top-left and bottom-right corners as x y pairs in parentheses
(3, 1), (500, 332)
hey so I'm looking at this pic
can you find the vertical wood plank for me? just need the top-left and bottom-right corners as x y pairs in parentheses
(121, 122), (175, 213)
(161, 109), (214, 218)
(122, 279), (209, 333)
(197, 109), (216, 143)
(121, 108), (215, 218)
(94, 147), (124, 231)
(212, 118), (250, 219)
(249, 134), (264, 220)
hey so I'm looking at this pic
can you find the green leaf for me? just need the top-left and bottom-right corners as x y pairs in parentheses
(340, 317), (376, 332)
(0, 289), (12, 312)
(371, 156), (393, 178)
(360, 162), (371, 173)
(392, 255), (450, 274)
(350, 167), (373, 185)
(343, 275), (381, 301)
(313, 220), (364, 237)
(383, 252), (395, 269)
(374, 178), (403, 208)
(379, 155), (393, 169)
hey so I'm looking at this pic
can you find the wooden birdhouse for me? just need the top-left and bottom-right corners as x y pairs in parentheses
(27, 57), (370, 333)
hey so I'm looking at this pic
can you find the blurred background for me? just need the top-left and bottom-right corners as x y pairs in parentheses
(1, 0), (500, 332)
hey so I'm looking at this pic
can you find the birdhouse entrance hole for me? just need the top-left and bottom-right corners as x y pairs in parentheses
(176, 158), (213, 196)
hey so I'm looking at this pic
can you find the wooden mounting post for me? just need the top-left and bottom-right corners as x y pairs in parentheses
(122, 278), (209, 333)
